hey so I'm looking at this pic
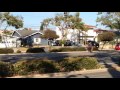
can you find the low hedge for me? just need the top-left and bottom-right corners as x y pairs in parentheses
(0, 61), (14, 77)
(26, 48), (45, 53)
(0, 48), (14, 54)
(79, 57), (99, 70)
(58, 57), (82, 72)
(50, 47), (86, 52)
(13, 60), (60, 75)
(0, 57), (101, 77)
(58, 57), (100, 72)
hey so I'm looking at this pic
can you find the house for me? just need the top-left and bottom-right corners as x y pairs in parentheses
(11, 29), (48, 47)
(55, 24), (98, 43)
(0, 30), (17, 48)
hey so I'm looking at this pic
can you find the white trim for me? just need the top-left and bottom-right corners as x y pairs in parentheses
(11, 31), (21, 37)
(24, 32), (43, 38)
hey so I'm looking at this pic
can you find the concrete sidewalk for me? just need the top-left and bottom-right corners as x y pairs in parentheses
(8, 64), (120, 78)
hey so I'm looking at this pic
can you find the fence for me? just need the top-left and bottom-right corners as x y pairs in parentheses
(0, 42), (17, 48)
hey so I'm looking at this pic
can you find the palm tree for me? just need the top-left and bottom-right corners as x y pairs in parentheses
(69, 12), (89, 45)
(40, 12), (88, 46)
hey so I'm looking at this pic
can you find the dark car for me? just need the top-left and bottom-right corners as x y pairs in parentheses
(88, 41), (99, 48)
(115, 43), (120, 50)
(64, 40), (72, 46)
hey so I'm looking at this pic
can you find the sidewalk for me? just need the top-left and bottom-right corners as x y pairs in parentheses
(8, 64), (120, 78)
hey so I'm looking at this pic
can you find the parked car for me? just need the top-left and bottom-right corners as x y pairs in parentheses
(115, 43), (120, 50)
(64, 40), (72, 46)
(51, 40), (73, 46)
(87, 41), (99, 48)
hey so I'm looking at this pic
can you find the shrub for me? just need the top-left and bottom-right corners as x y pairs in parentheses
(59, 57), (100, 72)
(26, 48), (45, 53)
(16, 50), (21, 53)
(13, 60), (60, 75)
(79, 57), (99, 70)
(0, 61), (14, 77)
(58, 57), (82, 72)
(0, 48), (14, 54)
(50, 47), (86, 52)
(29, 60), (60, 73)
(13, 60), (29, 75)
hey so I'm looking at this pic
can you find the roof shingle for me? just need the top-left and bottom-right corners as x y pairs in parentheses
(16, 30), (40, 37)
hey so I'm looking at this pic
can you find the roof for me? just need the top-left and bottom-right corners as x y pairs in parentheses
(84, 25), (96, 29)
(13, 30), (43, 38)
(94, 29), (116, 33)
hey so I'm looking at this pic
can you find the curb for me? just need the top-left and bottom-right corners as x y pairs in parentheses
(7, 68), (109, 78)
(8, 64), (120, 78)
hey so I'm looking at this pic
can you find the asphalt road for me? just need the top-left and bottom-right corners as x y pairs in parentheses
(0, 50), (120, 65)
(65, 69), (120, 78)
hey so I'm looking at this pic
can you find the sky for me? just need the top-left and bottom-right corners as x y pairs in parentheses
(1, 12), (105, 30)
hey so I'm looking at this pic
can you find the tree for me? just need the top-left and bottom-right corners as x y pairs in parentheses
(41, 29), (59, 47)
(96, 12), (120, 43)
(23, 28), (29, 30)
(3, 30), (12, 35)
(69, 12), (89, 44)
(40, 12), (87, 46)
(2, 12), (23, 30)
(96, 12), (120, 29)
(0, 12), (23, 48)
(41, 29), (59, 40)
(98, 32), (116, 49)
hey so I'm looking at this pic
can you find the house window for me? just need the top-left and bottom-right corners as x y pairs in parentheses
(36, 38), (39, 42)
(34, 38), (41, 44)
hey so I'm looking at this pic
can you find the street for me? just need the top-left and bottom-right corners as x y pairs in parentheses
(2, 50), (120, 78)
(0, 50), (120, 65)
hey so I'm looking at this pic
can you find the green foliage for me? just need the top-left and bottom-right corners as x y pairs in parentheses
(26, 48), (45, 53)
(96, 12), (120, 29)
(14, 60), (60, 75)
(0, 12), (23, 29)
(40, 12), (87, 44)
(59, 57), (82, 71)
(3, 30), (12, 35)
(59, 40), (66, 45)
(79, 57), (99, 70)
(50, 47), (86, 52)
(98, 32), (116, 42)
(0, 48), (14, 54)
(13, 60), (28, 75)
(0, 57), (101, 77)
(0, 61), (14, 77)
(41, 29), (59, 39)
(40, 22), (45, 30)
(59, 57), (100, 72)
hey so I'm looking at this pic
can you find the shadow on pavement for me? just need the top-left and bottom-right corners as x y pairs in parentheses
(102, 61), (120, 78)
(0, 52), (70, 63)
(94, 51), (120, 78)
(66, 74), (89, 78)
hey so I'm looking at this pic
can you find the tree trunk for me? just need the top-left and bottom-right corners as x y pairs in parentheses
(3, 25), (8, 48)
(101, 41), (106, 50)
(78, 30), (80, 43)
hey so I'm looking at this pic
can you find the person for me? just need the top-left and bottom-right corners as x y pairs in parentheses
(87, 42), (93, 52)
